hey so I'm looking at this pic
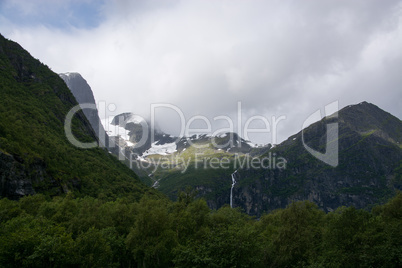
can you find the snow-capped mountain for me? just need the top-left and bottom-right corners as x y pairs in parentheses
(102, 112), (271, 159)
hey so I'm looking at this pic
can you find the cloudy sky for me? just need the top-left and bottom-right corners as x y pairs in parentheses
(1, 0), (401, 144)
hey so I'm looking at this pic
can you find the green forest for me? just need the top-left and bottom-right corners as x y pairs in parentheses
(0, 191), (401, 267)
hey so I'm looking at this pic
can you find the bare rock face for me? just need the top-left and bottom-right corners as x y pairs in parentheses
(0, 150), (70, 199)
(0, 151), (36, 199)
(59, 72), (108, 147)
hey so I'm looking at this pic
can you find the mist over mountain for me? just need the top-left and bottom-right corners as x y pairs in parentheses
(3, 0), (401, 146)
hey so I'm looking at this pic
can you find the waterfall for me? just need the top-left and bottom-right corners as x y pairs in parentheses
(230, 170), (237, 208)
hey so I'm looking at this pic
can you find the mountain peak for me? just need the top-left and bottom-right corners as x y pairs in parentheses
(59, 72), (95, 104)
(338, 101), (401, 144)
(59, 72), (81, 77)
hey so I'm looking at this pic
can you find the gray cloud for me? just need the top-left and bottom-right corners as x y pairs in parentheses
(1, 0), (401, 143)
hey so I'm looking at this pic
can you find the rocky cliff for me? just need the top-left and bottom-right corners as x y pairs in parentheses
(59, 72), (108, 147)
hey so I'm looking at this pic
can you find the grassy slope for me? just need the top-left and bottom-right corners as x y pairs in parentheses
(146, 143), (243, 201)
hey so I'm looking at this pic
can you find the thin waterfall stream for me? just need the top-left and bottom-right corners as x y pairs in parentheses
(230, 170), (237, 208)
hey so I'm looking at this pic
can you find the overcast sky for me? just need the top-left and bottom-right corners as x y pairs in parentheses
(1, 0), (401, 144)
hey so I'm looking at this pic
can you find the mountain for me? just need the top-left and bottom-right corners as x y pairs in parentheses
(24, 49), (402, 216)
(103, 103), (401, 215)
(105, 112), (270, 156)
(0, 34), (155, 200)
(231, 102), (402, 216)
(61, 66), (401, 216)
(57, 73), (154, 185)
(59, 72), (108, 147)
(102, 112), (271, 189)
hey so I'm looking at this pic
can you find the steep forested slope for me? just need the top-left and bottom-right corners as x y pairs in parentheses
(0, 34), (154, 200)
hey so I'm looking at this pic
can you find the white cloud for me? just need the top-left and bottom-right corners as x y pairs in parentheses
(1, 0), (401, 144)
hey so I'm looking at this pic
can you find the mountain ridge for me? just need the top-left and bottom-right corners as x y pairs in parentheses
(96, 98), (401, 216)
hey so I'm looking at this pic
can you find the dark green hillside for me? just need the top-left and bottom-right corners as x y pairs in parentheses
(232, 102), (402, 216)
(0, 34), (154, 200)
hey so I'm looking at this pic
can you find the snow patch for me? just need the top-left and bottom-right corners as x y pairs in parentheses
(126, 141), (135, 147)
(246, 141), (258, 148)
(142, 142), (177, 157)
(101, 118), (130, 141)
